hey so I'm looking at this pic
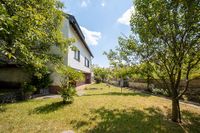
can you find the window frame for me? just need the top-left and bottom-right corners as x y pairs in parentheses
(85, 57), (90, 68)
(74, 50), (80, 62)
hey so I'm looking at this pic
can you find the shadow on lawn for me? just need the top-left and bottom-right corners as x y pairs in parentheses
(181, 110), (200, 132)
(84, 92), (150, 97)
(31, 101), (66, 114)
(72, 107), (200, 133)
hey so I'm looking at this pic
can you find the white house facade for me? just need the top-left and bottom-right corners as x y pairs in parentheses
(49, 14), (93, 93)
(66, 15), (92, 73)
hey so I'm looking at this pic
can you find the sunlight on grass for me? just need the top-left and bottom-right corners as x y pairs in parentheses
(0, 83), (199, 133)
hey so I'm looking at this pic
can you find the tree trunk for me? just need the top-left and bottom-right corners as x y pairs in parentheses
(172, 98), (181, 122)
(147, 75), (151, 92)
(171, 67), (182, 123)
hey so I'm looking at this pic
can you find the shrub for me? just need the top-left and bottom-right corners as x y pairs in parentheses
(31, 73), (52, 92)
(152, 88), (168, 96)
(21, 82), (37, 99)
(93, 67), (108, 83)
(56, 65), (83, 104)
(59, 85), (76, 104)
(94, 76), (101, 83)
(28, 66), (52, 93)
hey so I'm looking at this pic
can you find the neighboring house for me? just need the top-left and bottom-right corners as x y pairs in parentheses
(49, 14), (94, 93)
(0, 14), (93, 93)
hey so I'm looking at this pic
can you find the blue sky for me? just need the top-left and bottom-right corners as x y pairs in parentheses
(61, 0), (134, 67)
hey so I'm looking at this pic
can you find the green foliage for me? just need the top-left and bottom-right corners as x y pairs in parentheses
(56, 65), (84, 103)
(56, 65), (84, 83)
(59, 86), (76, 104)
(103, 50), (122, 67)
(93, 66), (109, 83)
(115, 67), (134, 80)
(104, 36), (138, 67)
(31, 72), (52, 90)
(0, 0), (73, 76)
(24, 65), (52, 93)
(152, 88), (168, 97)
(22, 82), (36, 94)
(131, 0), (200, 96)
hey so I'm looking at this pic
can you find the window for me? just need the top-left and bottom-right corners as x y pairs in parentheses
(85, 57), (90, 68)
(74, 50), (80, 61)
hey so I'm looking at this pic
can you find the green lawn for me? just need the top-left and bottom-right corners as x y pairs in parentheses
(0, 83), (199, 133)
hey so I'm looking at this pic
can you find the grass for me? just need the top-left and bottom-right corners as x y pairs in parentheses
(0, 83), (200, 133)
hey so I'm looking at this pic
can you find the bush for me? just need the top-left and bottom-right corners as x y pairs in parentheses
(152, 88), (168, 96)
(94, 76), (101, 83)
(59, 86), (76, 104)
(28, 66), (52, 93)
(31, 73), (52, 93)
(21, 82), (37, 99)
(56, 65), (83, 104)
(93, 67), (108, 83)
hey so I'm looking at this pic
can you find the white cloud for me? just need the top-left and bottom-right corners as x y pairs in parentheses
(117, 6), (135, 25)
(81, 1), (87, 7)
(80, 26), (102, 46)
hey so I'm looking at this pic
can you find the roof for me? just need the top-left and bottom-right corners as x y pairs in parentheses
(64, 14), (94, 58)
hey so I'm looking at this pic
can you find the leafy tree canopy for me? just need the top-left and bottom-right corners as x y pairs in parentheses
(0, 0), (73, 73)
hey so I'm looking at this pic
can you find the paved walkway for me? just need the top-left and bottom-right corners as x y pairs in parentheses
(76, 84), (90, 96)
(35, 95), (61, 99)
(76, 84), (89, 91)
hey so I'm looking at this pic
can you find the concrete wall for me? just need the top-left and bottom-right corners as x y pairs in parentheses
(0, 67), (29, 83)
(0, 67), (30, 89)
(129, 81), (147, 90)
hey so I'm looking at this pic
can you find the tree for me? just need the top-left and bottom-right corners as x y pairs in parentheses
(129, 0), (200, 122)
(0, 0), (73, 78)
(93, 66), (108, 83)
(104, 36), (153, 90)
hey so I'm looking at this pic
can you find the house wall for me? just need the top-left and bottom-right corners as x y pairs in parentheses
(49, 18), (70, 87)
(50, 18), (69, 65)
(67, 24), (92, 73)
(49, 18), (92, 87)
(62, 18), (70, 66)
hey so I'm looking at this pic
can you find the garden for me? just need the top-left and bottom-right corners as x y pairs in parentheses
(0, 0), (200, 132)
(0, 83), (199, 133)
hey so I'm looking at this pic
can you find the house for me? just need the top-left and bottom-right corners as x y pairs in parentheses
(48, 14), (94, 93)
(0, 14), (93, 94)
(64, 14), (93, 84)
